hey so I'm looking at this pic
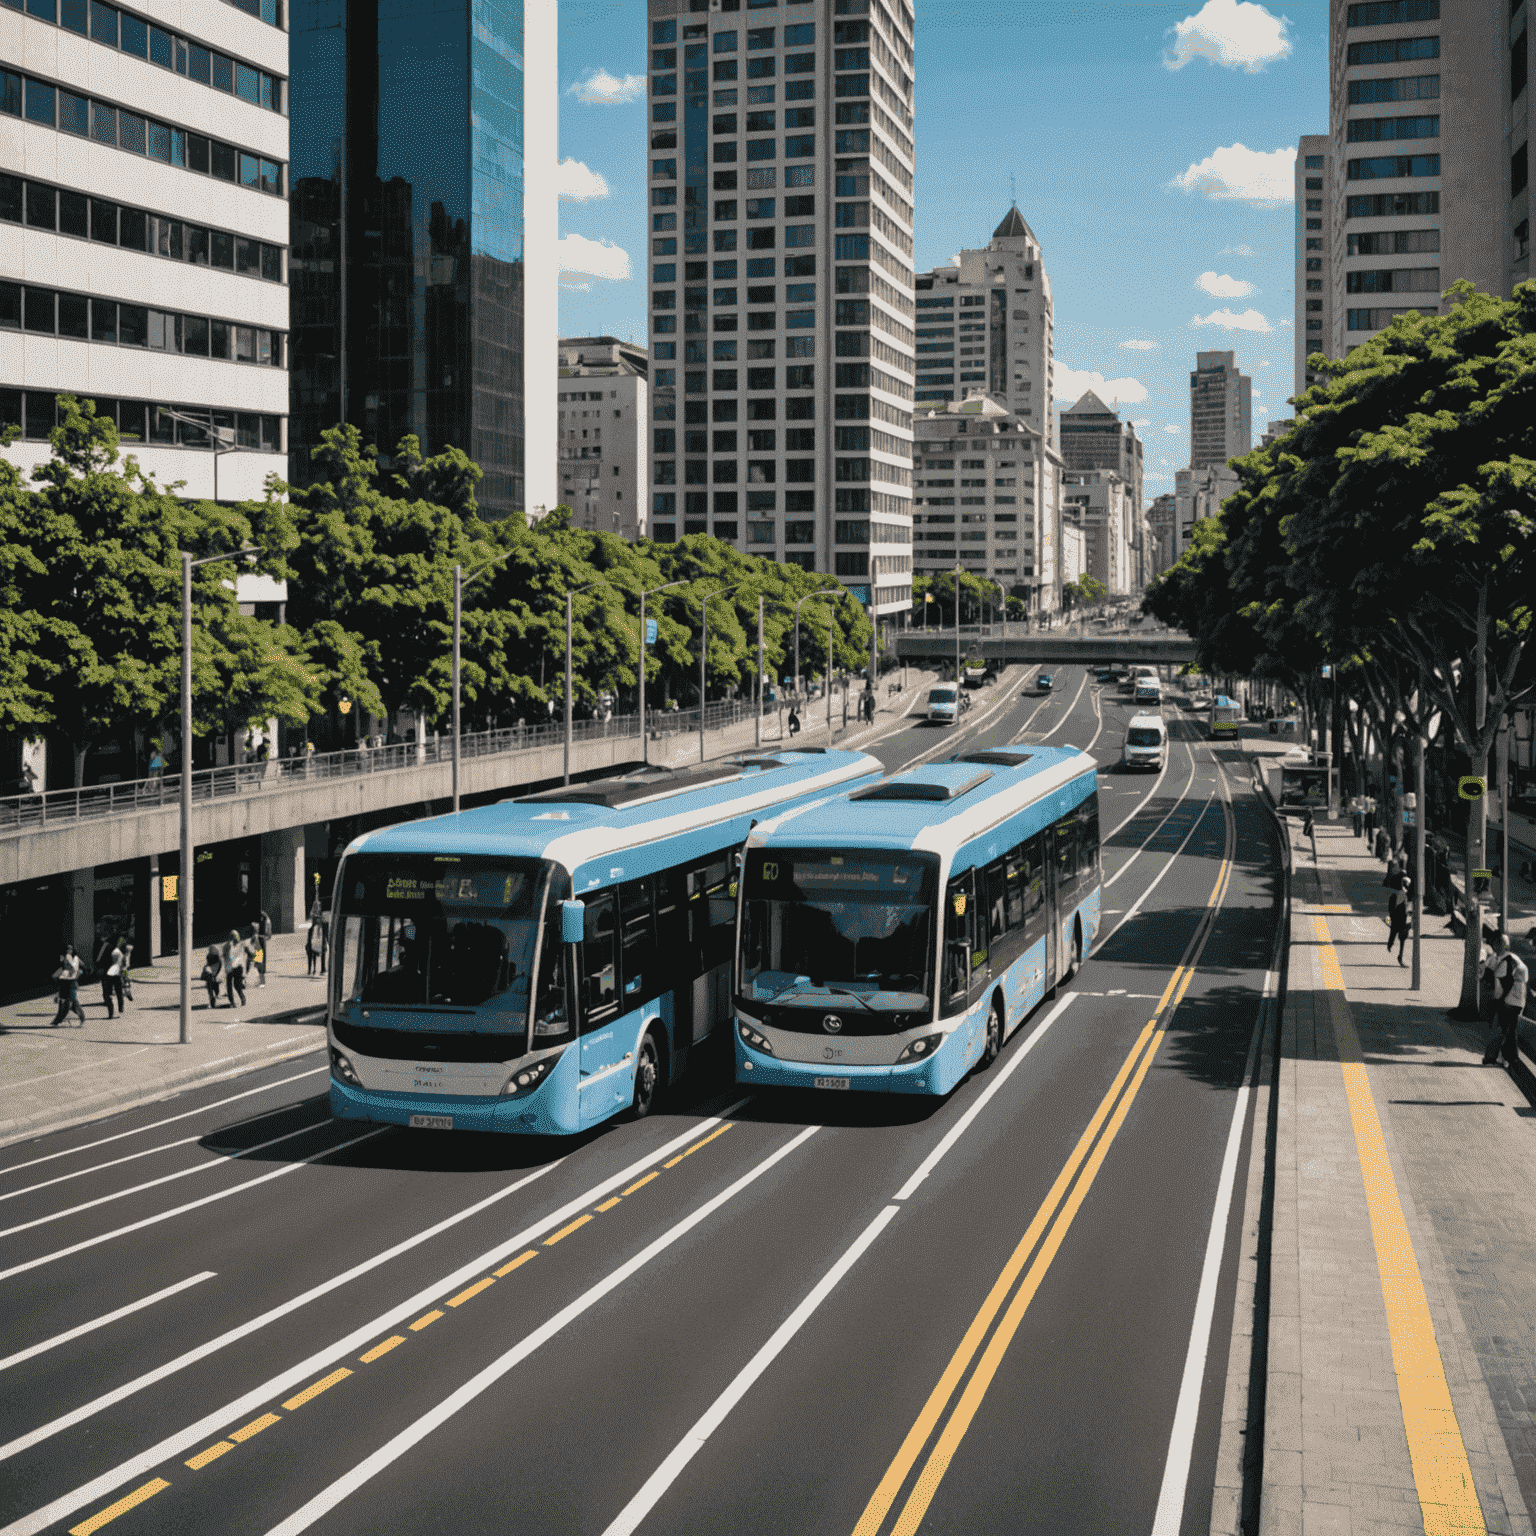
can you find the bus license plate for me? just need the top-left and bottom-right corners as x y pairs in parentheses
(813, 1076), (850, 1091)
(410, 1114), (453, 1130)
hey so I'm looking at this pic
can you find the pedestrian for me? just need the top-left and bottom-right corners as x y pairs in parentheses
(253, 909), (272, 988)
(201, 944), (224, 1009)
(1386, 871), (1413, 964)
(316, 914), (329, 974)
(147, 743), (165, 780)
(1363, 795), (1377, 840)
(107, 934), (127, 1014)
(787, 704), (801, 738)
(223, 928), (248, 1008)
(1350, 795), (1364, 838)
(96, 936), (123, 1018)
(1482, 932), (1528, 1068)
(1301, 805), (1314, 840)
(119, 936), (134, 1002)
(305, 912), (323, 976)
(51, 945), (86, 1027)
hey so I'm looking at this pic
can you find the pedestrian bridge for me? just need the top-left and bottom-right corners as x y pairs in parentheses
(894, 630), (1198, 666)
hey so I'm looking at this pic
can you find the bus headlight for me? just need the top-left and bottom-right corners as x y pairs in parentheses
(502, 1052), (563, 1098)
(738, 1022), (775, 1056)
(896, 1034), (945, 1064)
(330, 1048), (360, 1087)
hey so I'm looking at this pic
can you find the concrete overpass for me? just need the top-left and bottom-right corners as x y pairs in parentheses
(894, 631), (1198, 666)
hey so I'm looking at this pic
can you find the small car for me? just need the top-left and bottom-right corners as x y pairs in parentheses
(1035, 673), (1054, 694)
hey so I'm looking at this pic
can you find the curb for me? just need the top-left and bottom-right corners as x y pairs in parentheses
(0, 1028), (328, 1151)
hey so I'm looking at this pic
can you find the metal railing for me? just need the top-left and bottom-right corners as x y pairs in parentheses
(0, 698), (786, 836)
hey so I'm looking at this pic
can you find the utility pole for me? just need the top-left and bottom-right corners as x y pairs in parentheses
(1412, 668), (1426, 992)
(756, 595), (764, 751)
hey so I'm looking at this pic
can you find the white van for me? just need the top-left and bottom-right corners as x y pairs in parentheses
(926, 684), (960, 725)
(1123, 713), (1168, 770)
(1134, 674), (1162, 705)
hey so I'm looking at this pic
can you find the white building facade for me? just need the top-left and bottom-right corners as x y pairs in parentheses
(1063, 469), (1133, 597)
(1174, 462), (1239, 558)
(2, 0), (289, 500)
(558, 337), (649, 540)
(645, 0), (916, 617)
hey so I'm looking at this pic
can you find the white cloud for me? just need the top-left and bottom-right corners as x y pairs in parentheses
(1221, 243), (1258, 257)
(568, 68), (645, 105)
(1192, 307), (1276, 332)
(1133, 419), (1151, 428)
(1257, 405), (1270, 415)
(557, 158), (609, 202)
(1197, 270), (1257, 298)
(1169, 143), (1295, 207)
(1164, 425), (1181, 435)
(1121, 338), (1159, 351)
(1054, 365), (1149, 407)
(1165, 0), (1292, 72)
(557, 233), (632, 287)
(1252, 387), (1262, 398)
(1260, 359), (1272, 366)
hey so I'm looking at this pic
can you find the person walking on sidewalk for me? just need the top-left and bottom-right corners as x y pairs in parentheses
(106, 935), (127, 1015)
(307, 912), (329, 974)
(96, 937), (125, 1018)
(201, 944), (224, 1009)
(253, 910), (272, 988)
(1482, 932), (1528, 1069)
(223, 929), (248, 1009)
(51, 945), (86, 1027)
(119, 937), (134, 1002)
(787, 704), (801, 739)
(1386, 870), (1413, 964)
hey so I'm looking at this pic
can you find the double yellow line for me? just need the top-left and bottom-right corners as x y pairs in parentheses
(853, 796), (1235, 1536)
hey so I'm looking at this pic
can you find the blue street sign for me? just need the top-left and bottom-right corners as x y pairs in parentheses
(645, 618), (657, 645)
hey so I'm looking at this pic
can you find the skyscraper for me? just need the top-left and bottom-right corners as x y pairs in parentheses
(558, 337), (649, 540)
(1188, 349), (1251, 469)
(645, 0), (916, 621)
(1294, 133), (1333, 397)
(1057, 389), (1144, 582)
(2, 0), (290, 501)
(287, 0), (555, 518)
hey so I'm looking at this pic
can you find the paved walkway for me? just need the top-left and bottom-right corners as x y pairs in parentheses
(1257, 802), (1536, 1535)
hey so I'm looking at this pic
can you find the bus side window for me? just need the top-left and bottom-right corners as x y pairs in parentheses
(580, 890), (620, 1025)
(533, 891), (573, 1043)
(620, 876), (656, 999)
(985, 858), (1007, 950)
(655, 869), (686, 974)
(691, 856), (734, 971)
(944, 871), (976, 1008)
(1004, 851), (1026, 930)
(1083, 795), (1101, 877)
(1022, 833), (1047, 947)
(1055, 815), (1079, 896)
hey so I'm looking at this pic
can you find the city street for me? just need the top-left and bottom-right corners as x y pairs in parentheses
(0, 668), (1282, 1536)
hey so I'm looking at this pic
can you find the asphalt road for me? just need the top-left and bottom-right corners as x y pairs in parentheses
(0, 666), (1282, 1536)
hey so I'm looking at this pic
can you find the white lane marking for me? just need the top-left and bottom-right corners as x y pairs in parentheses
(1103, 726), (1177, 842)
(0, 1067), (328, 1180)
(1149, 965), (1274, 1536)
(896, 993), (1077, 1202)
(900, 666), (1034, 770)
(0, 1119), (330, 1237)
(1036, 669), (1090, 740)
(1104, 742), (1201, 891)
(602, 1202), (902, 1536)
(0, 1128), (387, 1284)
(0, 1272), (217, 1373)
(0, 1112), (729, 1484)
(1098, 792), (1218, 948)
(259, 1126), (823, 1536)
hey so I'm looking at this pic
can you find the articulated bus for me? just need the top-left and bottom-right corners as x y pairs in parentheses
(1209, 695), (1243, 738)
(734, 745), (1101, 1097)
(327, 750), (883, 1135)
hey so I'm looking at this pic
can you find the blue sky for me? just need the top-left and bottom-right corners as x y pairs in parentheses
(555, 0), (1330, 500)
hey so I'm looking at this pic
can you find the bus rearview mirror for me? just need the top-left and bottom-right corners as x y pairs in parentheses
(561, 900), (585, 945)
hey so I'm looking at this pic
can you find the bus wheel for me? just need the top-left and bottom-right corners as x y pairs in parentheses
(981, 1000), (1003, 1069)
(631, 1030), (663, 1120)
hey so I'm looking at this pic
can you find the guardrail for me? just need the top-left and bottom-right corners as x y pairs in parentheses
(0, 697), (784, 835)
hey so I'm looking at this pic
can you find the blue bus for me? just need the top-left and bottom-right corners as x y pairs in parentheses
(326, 751), (883, 1135)
(734, 746), (1101, 1097)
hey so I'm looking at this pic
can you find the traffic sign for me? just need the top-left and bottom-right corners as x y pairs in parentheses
(645, 618), (657, 645)
(1402, 809), (1416, 827)
(1459, 775), (1486, 802)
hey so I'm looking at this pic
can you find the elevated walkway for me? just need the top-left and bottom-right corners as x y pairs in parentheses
(894, 628), (1197, 666)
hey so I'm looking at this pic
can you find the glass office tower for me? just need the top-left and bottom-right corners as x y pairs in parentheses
(288, 0), (554, 517)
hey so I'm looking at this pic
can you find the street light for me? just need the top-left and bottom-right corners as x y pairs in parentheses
(157, 408), (240, 505)
(563, 580), (607, 786)
(699, 583), (742, 763)
(638, 578), (687, 765)
(954, 562), (964, 687)
(452, 549), (517, 813)
(178, 543), (258, 1046)
(792, 589), (838, 706)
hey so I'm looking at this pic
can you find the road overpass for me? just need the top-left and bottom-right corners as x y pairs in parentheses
(894, 630), (1198, 666)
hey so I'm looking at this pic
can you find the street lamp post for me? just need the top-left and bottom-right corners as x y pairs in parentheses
(178, 543), (257, 1047)
(757, 595), (765, 751)
(954, 562), (963, 687)
(638, 579), (687, 765)
(699, 583), (742, 763)
(792, 589), (836, 706)
(562, 579), (606, 786)
(451, 549), (516, 813)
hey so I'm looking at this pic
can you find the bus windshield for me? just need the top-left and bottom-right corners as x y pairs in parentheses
(739, 850), (938, 1010)
(336, 855), (544, 1027)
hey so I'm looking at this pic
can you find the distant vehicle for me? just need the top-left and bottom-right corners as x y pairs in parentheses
(927, 685), (961, 725)
(963, 659), (991, 689)
(1035, 673), (1054, 694)
(1096, 668), (1117, 684)
(1122, 714), (1168, 771)
(1210, 695), (1243, 738)
(1134, 675), (1162, 705)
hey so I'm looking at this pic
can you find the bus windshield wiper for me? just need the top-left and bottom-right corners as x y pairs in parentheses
(814, 984), (877, 1014)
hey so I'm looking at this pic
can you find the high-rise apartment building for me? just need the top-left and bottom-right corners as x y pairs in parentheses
(912, 205), (1055, 423)
(1146, 492), (1177, 577)
(1188, 349), (1251, 469)
(1174, 462), (1238, 558)
(287, 0), (556, 518)
(1295, 133), (1333, 396)
(3, 0), (290, 499)
(645, 0), (916, 619)
(558, 337), (649, 540)
(1320, 0), (1531, 359)
(1062, 470), (1132, 596)
(1057, 389), (1144, 583)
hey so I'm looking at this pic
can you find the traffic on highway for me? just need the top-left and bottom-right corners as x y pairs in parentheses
(0, 663), (1281, 1536)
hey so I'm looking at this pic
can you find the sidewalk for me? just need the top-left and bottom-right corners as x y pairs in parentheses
(0, 929), (330, 1149)
(1257, 809), (1536, 1534)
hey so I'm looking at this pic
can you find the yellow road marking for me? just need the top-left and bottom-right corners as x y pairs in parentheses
(68, 1479), (170, 1535)
(1312, 914), (1487, 1536)
(361, 1336), (405, 1363)
(545, 1213), (594, 1246)
(408, 1310), (443, 1332)
(621, 1171), (660, 1196)
(282, 1367), (352, 1411)
(855, 851), (1232, 1536)
(447, 1277), (494, 1307)
(596, 1196), (623, 1213)
(184, 1441), (233, 1470)
(494, 1250), (539, 1278)
(230, 1413), (281, 1442)
(663, 1123), (733, 1168)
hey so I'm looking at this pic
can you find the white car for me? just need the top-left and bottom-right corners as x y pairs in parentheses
(926, 685), (960, 725)
(1122, 714), (1168, 770)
